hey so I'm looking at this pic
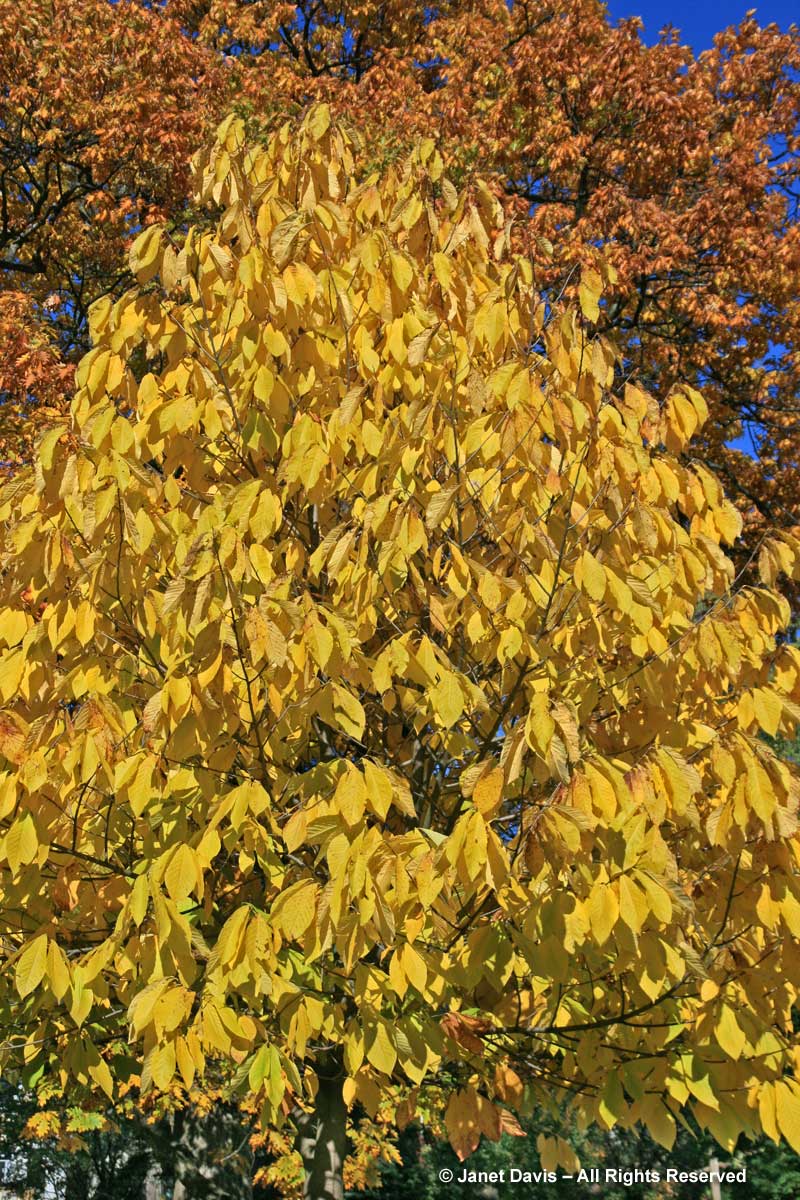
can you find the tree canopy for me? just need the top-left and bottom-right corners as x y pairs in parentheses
(2, 0), (799, 588)
(3, 108), (800, 1198)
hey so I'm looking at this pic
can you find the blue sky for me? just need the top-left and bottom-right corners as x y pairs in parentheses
(606, 0), (797, 50)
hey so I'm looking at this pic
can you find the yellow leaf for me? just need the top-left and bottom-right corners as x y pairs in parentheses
(254, 365), (274, 403)
(399, 943), (427, 994)
(618, 874), (647, 934)
(0, 649), (25, 703)
(715, 1004), (746, 1062)
(431, 672), (464, 728)
(577, 550), (606, 601)
(425, 481), (457, 530)
(37, 425), (66, 472)
(460, 810), (488, 881)
(408, 327), (435, 368)
(334, 766), (366, 828)
(5, 813), (38, 874)
(605, 569), (633, 615)
(307, 103), (331, 140)
(129, 873), (150, 926)
(319, 683), (366, 742)
(150, 1040), (177, 1092)
(164, 843), (199, 903)
(588, 883), (619, 945)
(88, 1055), (114, 1099)
(525, 693), (554, 755)
(362, 760), (393, 820)
(672, 392), (698, 439)
(47, 941), (70, 1001)
(776, 1082), (800, 1152)
(754, 687), (782, 738)
(129, 226), (162, 283)
(686, 1070), (719, 1111)
(271, 880), (318, 941)
(579, 269), (601, 322)
(390, 251), (413, 293)
(473, 767), (504, 817)
(128, 755), (155, 819)
(16, 934), (48, 998)
(389, 951), (407, 998)
(284, 262), (318, 307)
(309, 621), (334, 671)
(445, 1087), (481, 1161)
(642, 1098), (676, 1150)
(366, 1019), (397, 1075)
(176, 1038), (196, 1090)
(759, 1084), (779, 1142)
(498, 626), (522, 664)
(433, 252), (453, 291)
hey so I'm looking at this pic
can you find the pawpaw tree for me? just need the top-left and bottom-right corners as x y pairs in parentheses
(3, 108), (800, 1199)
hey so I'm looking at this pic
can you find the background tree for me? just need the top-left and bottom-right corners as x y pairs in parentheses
(0, 1080), (155, 1200)
(0, 1080), (268, 1199)
(0, 0), (232, 463)
(3, 107), (800, 1198)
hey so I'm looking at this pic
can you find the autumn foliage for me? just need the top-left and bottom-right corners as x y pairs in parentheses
(3, 108), (800, 1195)
(3, 0), (800, 580)
(0, 0), (232, 462)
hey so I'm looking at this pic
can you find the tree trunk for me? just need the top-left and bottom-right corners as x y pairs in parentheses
(709, 1157), (722, 1200)
(161, 1105), (254, 1200)
(295, 1057), (348, 1200)
(144, 1167), (162, 1200)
